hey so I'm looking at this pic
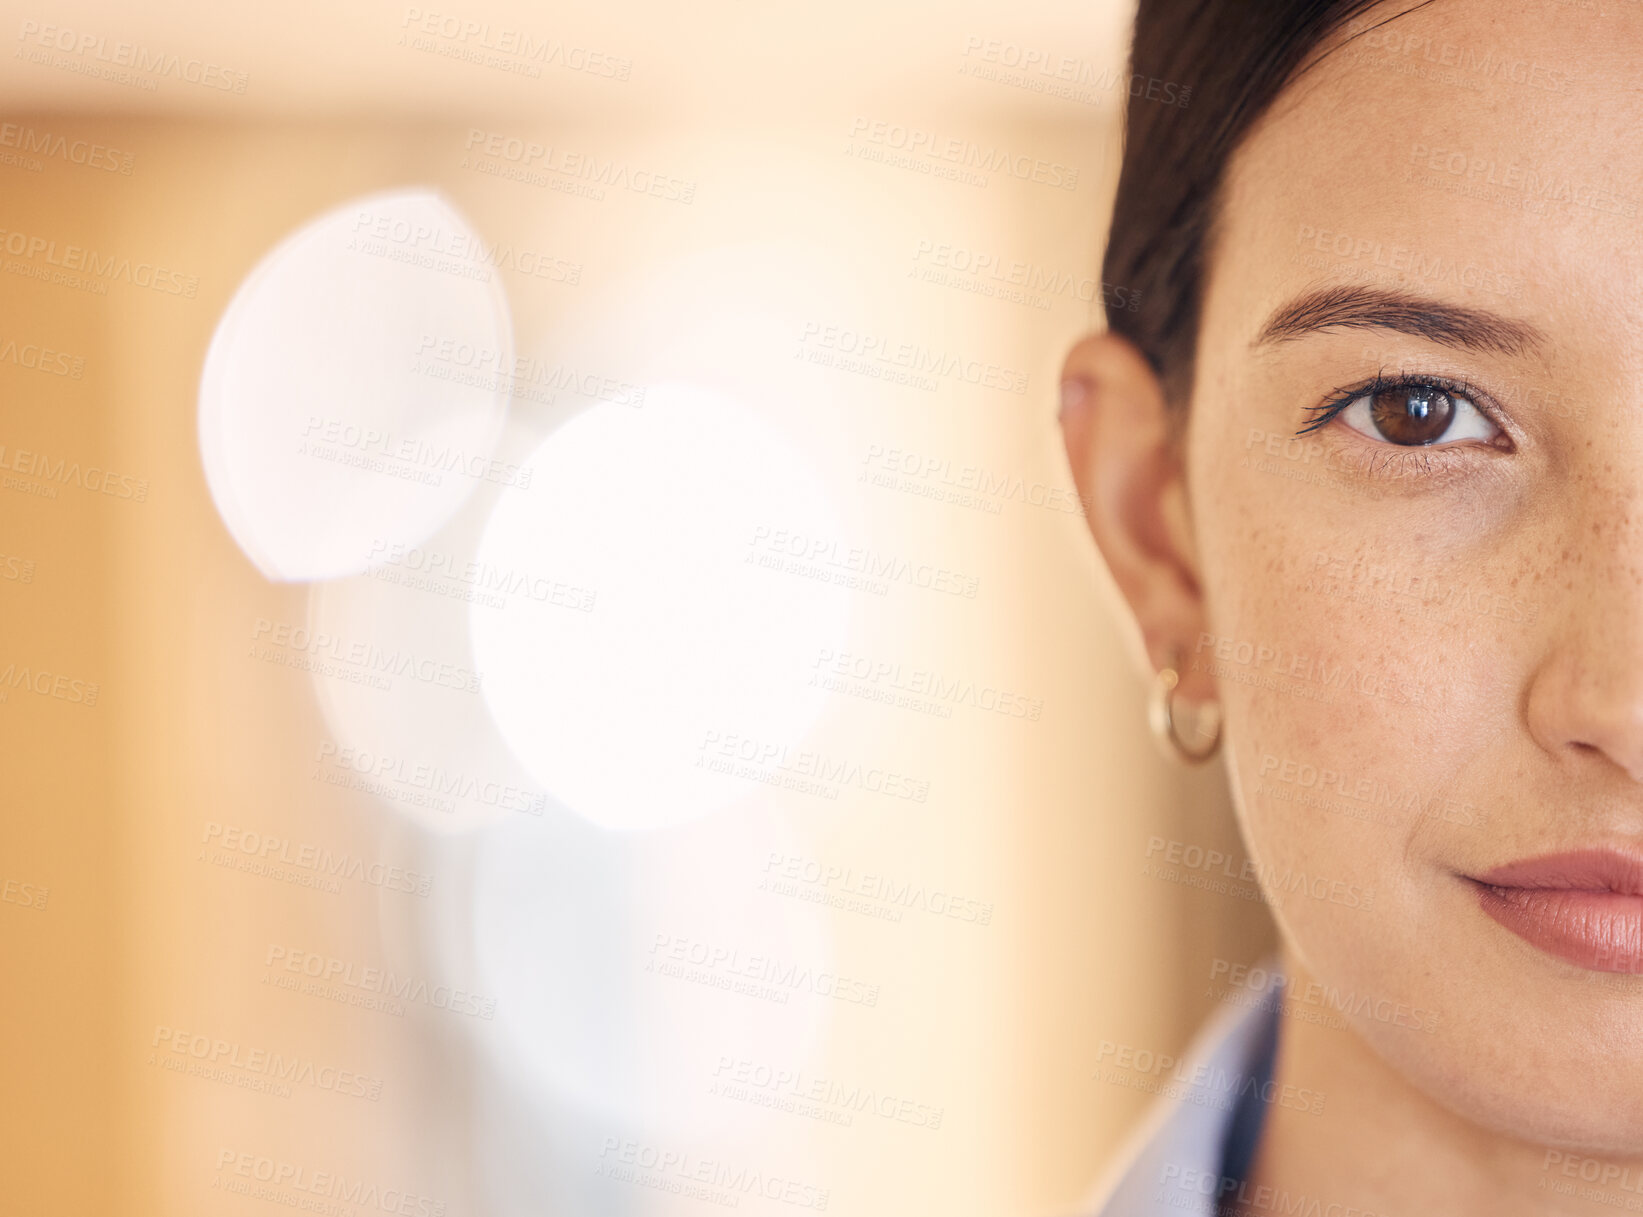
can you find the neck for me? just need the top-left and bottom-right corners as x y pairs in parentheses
(1244, 947), (1643, 1217)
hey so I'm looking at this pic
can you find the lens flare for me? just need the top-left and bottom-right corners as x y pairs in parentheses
(466, 808), (833, 1138)
(470, 384), (852, 832)
(199, 188), (513, 581)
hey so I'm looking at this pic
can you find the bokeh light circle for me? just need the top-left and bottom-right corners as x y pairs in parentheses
(199, 188), (513, 581)
(470, 384), (852, 831)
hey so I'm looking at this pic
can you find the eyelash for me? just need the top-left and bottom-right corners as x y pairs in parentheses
(1295, 371), (1494, 438)
(1289, 371), (1512, 483)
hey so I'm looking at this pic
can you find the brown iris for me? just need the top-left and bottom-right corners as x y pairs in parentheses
(1369, 386), (1455, 445)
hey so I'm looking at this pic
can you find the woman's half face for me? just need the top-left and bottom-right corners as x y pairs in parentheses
(1191, 0), (1643, 1149)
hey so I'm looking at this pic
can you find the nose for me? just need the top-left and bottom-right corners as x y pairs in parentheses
(1525, 511), (1643, 785)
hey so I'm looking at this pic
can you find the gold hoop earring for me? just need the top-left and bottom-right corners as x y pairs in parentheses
(1148, 645), (1221, 764)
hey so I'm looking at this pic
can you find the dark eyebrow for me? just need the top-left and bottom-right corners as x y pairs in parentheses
(1252, 285), (1547, 358)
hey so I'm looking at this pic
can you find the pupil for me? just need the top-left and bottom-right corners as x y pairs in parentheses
(1371, 387), (1453, 445)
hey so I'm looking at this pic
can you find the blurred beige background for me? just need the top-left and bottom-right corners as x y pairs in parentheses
(0, 2), (1272, 1214)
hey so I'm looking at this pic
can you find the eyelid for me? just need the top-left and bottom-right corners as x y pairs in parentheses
(1295, 370), (1511, 444)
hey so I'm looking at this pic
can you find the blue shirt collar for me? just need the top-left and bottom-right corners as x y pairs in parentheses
(1085, 974), (1283, 1216)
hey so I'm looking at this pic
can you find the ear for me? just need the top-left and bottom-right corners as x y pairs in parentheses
(1059, 331), (1215, 704)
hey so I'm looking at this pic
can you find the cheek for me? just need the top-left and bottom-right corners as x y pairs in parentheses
(1187, 459), (1516, 957)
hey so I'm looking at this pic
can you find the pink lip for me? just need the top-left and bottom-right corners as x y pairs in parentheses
(1470, 849), (1643, 974)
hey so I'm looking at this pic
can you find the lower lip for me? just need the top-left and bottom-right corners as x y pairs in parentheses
(1474, 884), (1643, 973)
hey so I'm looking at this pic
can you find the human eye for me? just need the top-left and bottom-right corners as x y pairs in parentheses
(1295, 373), (1505, 448)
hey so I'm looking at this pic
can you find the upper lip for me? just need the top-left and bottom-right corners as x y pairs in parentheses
(1471, 848), (1643, 896)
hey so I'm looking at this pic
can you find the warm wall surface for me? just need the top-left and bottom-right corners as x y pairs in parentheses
(0, 6), (1272, 1214)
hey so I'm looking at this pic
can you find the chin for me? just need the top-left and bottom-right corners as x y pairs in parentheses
(1352, 945), (1643, 1156)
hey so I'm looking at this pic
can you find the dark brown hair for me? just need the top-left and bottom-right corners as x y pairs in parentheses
(1102, 0), (1435, 410)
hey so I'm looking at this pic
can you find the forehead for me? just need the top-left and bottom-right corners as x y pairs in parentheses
(1207, 0), (1643, 351)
